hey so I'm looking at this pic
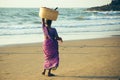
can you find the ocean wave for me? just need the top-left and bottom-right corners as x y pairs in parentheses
(73, 15), (120, 20)
(0, 26), (41, 29)
(28, 12), (38, 17)
(85, 10), (120, 14)
(54, 22), (120, 28)
(89, 16), (119, 20)
(0, 32), (42, 36)
(0, 28), (42, 36)
(97, 11), (120, 15)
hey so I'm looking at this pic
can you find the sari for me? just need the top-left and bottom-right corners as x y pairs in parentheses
(42, 25), (59, 70)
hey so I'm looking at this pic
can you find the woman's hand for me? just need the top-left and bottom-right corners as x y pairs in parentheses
(54, 7), (58, 10)
(57, 37), (63, 42)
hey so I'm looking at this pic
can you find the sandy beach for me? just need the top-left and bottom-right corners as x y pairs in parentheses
(0, 36), (120, 80)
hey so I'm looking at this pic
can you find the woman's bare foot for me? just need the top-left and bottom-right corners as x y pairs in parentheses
(42, 72), (45, 75)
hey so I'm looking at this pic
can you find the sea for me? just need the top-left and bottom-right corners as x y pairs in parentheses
(0, 8), (120, 46)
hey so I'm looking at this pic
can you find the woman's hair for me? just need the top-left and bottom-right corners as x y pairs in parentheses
(46, 20), (52, 26)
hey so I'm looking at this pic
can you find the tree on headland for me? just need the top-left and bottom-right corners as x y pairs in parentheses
(87, 0), (120, 11)
(110, 0), (120, 5)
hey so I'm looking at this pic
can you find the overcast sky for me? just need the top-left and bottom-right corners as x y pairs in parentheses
(0, 0), (112, 8)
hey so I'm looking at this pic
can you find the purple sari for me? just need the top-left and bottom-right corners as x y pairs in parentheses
(42, 25), (59, 70)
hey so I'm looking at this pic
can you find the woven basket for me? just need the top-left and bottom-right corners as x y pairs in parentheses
(39, 7), (59, 21)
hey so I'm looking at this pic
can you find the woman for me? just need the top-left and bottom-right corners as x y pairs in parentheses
(41, 10), (63, 76)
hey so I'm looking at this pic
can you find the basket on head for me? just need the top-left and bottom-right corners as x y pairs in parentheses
(39, 7), (59, 21)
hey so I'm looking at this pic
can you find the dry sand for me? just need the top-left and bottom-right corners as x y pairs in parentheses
(0, 36), (120, 80)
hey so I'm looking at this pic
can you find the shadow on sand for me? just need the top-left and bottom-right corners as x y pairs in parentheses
(55, 75), (120, 79)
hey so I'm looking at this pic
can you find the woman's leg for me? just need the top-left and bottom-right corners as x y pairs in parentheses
(42, 69), (46, 75)
(48, 68), (55, 76)
(48, 68), (51, 75)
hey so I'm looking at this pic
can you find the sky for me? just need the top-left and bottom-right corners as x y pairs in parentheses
(0, 0), (112, 8)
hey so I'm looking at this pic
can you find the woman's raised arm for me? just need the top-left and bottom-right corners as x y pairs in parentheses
(42, 18), (45, 27)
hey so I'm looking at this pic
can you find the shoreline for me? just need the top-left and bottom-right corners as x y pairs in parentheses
(0, 35), (113, 48)
(0, 36), (120, 80)
(1, 30), (120, 47)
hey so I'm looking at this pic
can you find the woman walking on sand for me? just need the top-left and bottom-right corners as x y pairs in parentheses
(41, 8), (63, 76)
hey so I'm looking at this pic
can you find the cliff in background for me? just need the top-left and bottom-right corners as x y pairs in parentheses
(87, 0), (120, 11)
